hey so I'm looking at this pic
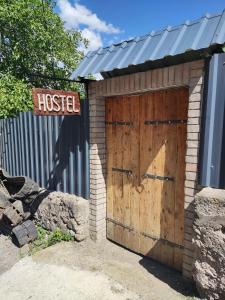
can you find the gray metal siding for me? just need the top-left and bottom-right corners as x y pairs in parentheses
(0, 100), (90, 199)
(72, 10), (225, 78)
(199, 53), (225, 188)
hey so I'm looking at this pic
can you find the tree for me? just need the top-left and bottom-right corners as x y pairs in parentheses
(0, 0), (86, 118)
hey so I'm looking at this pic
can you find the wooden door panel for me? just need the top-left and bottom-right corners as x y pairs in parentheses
(106, 97), (113, 222)
(129, 96), (140, 235)
(122, 97), (131, 227)
(106, 88), (188, 271)
(106, 96), (140, 253)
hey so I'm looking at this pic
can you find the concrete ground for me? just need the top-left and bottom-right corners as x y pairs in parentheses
(0, 238), (199, 300)
(0, 235), (20, 275)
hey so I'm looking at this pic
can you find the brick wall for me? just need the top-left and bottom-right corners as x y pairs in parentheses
(88, 60), (205, 279)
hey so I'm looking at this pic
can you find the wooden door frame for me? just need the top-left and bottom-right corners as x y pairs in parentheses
(88, 60), (204, 280)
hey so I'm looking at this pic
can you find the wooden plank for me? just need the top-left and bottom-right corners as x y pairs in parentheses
(139, 92), (157, 257)
(174, 88), (188, 270)
(139, 93), (149, 234)
(122, 96), (132, 248)
(113, 97), (124, 244)
(121, 96), (131, 226)
(106, 98), (114, 241)
(120, 96), (132, 247)
(160, 90), (171, 266)
(156, 90), (170, 266)
(106, 98), (113, 221)
(161, 89), (177, 266)
(129, 95), (140, 253)
(150, 91), (165, 263)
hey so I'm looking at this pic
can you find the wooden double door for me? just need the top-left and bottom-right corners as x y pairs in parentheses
(106, 88), (188, 271)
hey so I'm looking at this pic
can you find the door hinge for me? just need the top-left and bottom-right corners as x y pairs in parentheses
(144, 119), (187, 125)
(143, 173), (174, 181)
(107, 218), (183, 250)
(106, 218), (134, 231)
(106, 121), (133, 126)
(140, 232), (184, 250)
(112, 168), (133, 175)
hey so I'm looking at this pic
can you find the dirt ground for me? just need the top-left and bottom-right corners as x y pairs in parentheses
(0, 237), (199, 300)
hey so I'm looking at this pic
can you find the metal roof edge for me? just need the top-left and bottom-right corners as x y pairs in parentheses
(84, 10), (224, 59)
(100, 46), (219, 79)
(72, 9), (225, 79)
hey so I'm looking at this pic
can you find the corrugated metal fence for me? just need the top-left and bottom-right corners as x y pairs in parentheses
(0, 100), (90, 199)
(199, 53), (225, 189)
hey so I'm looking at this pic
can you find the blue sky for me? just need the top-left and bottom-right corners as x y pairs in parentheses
(56, 0), (225, 52)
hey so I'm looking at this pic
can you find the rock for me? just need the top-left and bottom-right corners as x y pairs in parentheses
(0, 191), (11, 209)
(0, 169), (39, 205)
(0, 179), (10, 196)
(3, 205), (23, 226)
(3, 200), (30, 226)
(34, 191), (89, 241)
(193, 187), (225, 300)
(12, 220), (38, 247)
(0, 191), (11, 222)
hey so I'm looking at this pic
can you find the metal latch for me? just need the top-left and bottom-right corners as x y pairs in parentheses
(143, 173), (174, 181)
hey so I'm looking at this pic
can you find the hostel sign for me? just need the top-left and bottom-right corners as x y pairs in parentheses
(32, 88), (80, 116)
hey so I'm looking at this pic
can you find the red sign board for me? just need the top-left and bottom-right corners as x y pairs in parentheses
(32, 88), (80, 116)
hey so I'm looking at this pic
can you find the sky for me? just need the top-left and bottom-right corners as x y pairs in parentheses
(56, 0), (225, 53)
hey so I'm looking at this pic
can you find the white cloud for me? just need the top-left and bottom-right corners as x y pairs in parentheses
(80, 28), (103, 52)
(57, 0), (121, 52)
(57, 0), (120, 33)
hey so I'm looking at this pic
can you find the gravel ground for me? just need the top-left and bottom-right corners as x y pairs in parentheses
(0, 238), (199, 300)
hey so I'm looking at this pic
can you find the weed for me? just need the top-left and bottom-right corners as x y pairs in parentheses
(29, 224), (74, 254)
(47, 228), (74, 247)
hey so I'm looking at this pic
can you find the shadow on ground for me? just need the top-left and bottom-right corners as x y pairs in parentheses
(139, 256), (198, 298)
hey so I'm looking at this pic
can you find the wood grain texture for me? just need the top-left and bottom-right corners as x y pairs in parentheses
(106, 87), (188, 271)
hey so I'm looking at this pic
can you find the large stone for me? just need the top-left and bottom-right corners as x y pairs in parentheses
(3, 201), (30, 226)
(0, 191), (11, 222)
(193, 187), (225, 300)
(34, 191), (89, 241)
(12, 220), (38, 247)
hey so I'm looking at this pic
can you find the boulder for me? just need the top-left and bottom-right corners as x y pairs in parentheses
(34, 191), (89, 241)
(193, 187), (225, 300)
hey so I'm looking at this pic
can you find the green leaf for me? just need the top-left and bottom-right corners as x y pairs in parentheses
(0, 0), (87, 118)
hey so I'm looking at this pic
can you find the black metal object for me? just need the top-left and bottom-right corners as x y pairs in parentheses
(143, 173), (174, 181)
(28, 73), (93, 84)
(199, 53), (225, 188)
(140, 231), (184, 250)
(106, 217), (133, 231)
(106, 218), (183, 250)
(144, 119), (187, 125)
(106, 121), (133, 126)
(112, 168), (132, 175)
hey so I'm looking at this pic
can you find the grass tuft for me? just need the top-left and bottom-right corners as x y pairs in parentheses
(29, 224), (74, 254)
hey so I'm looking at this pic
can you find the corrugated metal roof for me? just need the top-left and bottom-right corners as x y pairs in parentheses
(72, 10), (225, 78)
